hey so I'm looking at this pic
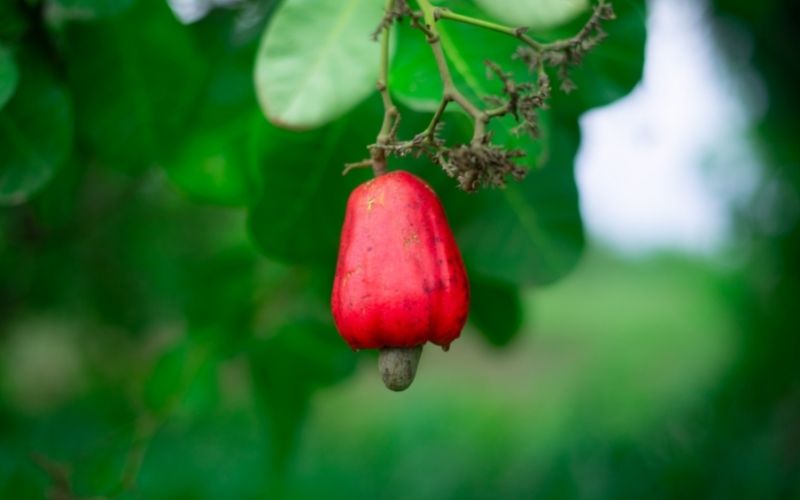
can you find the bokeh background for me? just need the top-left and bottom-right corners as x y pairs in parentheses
(1, 0), (798, 498)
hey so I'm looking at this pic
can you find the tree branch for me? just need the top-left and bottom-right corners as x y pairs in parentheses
(435, 0), (613, 53)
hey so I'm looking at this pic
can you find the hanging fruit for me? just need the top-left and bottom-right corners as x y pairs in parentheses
(331, 170), (470, 391)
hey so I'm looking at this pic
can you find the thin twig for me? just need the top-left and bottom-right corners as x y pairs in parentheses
(371, 0), (399, 177)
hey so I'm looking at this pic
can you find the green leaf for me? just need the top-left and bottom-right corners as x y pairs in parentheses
(488, 110), (551, 169)
(387, 1), (646, 286)
(387, 22), (444, 112)
(0, 49), (73, 206)
(469, 275), (524, 347)
(254, 0), (386, 129)
(456, 115), (584, 285)
(247, 98), (381, 267)
(474, 0), (589, 31)
(390, 4), (528, 112)
(553, 0), (647, 113)
(60, 0), (205, 171)
(0, 45), (18, 111)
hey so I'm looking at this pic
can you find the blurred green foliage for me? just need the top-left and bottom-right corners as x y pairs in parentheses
(287, 249), (737, 499)
(0, 0), (797, 498)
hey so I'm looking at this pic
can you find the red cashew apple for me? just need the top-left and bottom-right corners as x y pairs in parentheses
(331, 170), (470, 391)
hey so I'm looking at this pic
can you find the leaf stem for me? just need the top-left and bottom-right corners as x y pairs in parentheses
(371, 0), (399, 177)
(434, 8), (545, 50)
(434, 1), (611, 53)
(415, 0), (486, 144)
(434, 8), (510, 34)
(422, 95), (451, 140)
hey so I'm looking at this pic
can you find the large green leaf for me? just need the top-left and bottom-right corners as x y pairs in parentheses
(474, 0), (589, 31)
(469, 275), (524, 347)
(60, 0), (205, 171)
(0, 45), (18, 111)
(391, 0), (645, 286)
(548, 0), (647, 113)
(254, 0), (386, 129)
(0, 49), (73, 206)
(247, 98), (381, 267)
(388, 20), (445, 112)
(456, 114), (584, 285)
(460, 0), (646, 289)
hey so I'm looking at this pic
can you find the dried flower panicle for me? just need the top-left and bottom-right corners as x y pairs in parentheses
(484, 60), (551, 138)
(515, 1), (615, 92)
(435, 142), (527, 192)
